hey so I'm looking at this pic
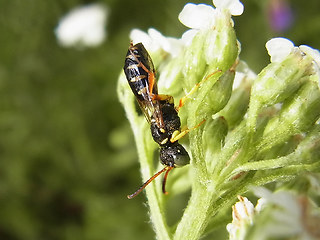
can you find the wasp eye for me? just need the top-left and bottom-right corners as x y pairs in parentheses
(160, 143), (190, 168)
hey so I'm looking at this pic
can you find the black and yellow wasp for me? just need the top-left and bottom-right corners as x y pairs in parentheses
(124, 42), (193, 199)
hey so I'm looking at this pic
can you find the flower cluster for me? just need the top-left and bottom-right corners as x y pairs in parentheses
(130, 0), (244, 57)
(118, 0), (320, 240)
(227, 187), (320, 240)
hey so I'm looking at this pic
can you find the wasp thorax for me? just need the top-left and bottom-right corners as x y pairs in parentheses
(150, 122), (169, 145)
(160, 143), (190, 168)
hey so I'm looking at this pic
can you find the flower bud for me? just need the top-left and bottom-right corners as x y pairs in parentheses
(202, 116), (228, 154)
(182, 11), (239, 89)
(251, 49), (314, 106)
(219, 82), (251, 129)
(197, 69), (235, 118)
(261, 79), (320, 150)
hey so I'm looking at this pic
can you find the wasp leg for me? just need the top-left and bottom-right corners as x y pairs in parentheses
(127, 166), (170, 199)
(162, 166), (174, 195)
(177, 70), (222, 111)
(152, 94), (174, 104)
(137, 62), (156, 96)
(170, 119), (206, 143)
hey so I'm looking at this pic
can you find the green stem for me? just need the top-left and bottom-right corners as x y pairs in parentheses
(246, 98), (261, 132)
(118, 79), (171, 239)
(145, 187), (171, 240)
(133, 126), (171, 240)
(173, 185), (213, 240)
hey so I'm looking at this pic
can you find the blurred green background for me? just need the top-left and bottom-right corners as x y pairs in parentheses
(0, 0), (319, 239)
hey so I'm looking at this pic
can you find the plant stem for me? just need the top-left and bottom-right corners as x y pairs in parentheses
(173, 184), (213, 240)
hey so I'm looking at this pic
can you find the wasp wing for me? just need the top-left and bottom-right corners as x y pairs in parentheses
(124, 42), (165, 129)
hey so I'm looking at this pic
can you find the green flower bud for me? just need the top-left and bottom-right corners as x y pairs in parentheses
(158, 56), (185, 97)
(204, 11), (239, 71)
(202, 116), (228, 171)
(295, 124), (320, 164)
(182, 15), (239, 90)
(260, 79), (320, 152)
(251, 49), (314, 106)
(280, 79), (320, 132)
(219, 81), (251, 129)
(197, 69), (235, 118)
(182, 31), (209, 87)
(202, 116), (228, 153)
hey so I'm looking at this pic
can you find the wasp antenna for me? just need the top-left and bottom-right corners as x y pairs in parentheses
(162, 166), (174, 195)
(127, 167), (169, 199)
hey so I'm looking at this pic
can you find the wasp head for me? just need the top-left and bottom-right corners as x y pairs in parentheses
(160, 143), (190, 168)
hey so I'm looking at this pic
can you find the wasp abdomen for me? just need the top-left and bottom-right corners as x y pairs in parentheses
(123, 43), (156, 100)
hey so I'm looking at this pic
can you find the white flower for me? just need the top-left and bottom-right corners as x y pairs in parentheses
(213, 0), (244, 16)
(179, 4), (217, 29)
(253, 187), (299, 217)
(55, 4), (108, 48)
(299, 45), (320, 85)
(252, 187), (320, 239)
(233, 60), (257, 89)
(130, 28), (182, 57)
(265, 37), (294, 63)
(266, 38), (320, 85)
(179, 1), (243, 31)
(232, 196), (254, 222)
(180, 29), (198, 46)
(178, 1), (243, 51)
(226, 196), (255, 240)
(266, 37), (320, 66)
(130, 28), (157, 51)
(227, 189), (320, 240)
(130, 1), (245, 57)
(299, 45), (320, 70)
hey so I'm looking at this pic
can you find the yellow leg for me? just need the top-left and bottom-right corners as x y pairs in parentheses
(177, 70), (222, 111)
(170, 119), (206, 143)
(152, 94), (174, 104)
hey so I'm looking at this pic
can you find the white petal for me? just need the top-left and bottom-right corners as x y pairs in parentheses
(233, 60), (257, 89)
(148, 28), (170, 52)
(55, 4), (108, 48)
(130, 29), (153, 49)
(299, 45), (320, 84)
(165, 37), (183, 57)
(266, 37), (294, 62)
(299, 45), (320, 68)
(181, 29), (198, 46)
(227, 196), (255, 239)
(178, 3), (216, 29)
(255, 198), (267, 212)
(130, 28), (183, 57)
(213, 0), (244, 16)
(130, 28), (162, 53)
(233, 196), (254, 220)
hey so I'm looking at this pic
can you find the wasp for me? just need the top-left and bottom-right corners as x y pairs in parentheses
(124, 42), (194, 199)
